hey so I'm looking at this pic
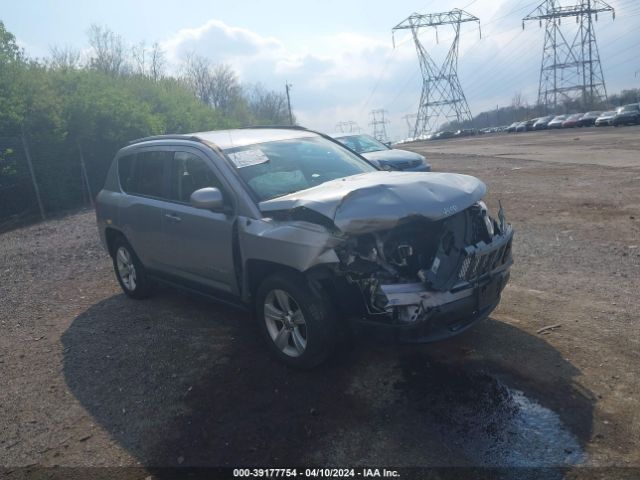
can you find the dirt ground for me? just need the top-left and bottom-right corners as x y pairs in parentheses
(1, 126), (639, 478)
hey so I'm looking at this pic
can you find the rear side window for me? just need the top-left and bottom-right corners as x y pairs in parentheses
(119, 150), (172, 198)
(169, 152), (226, 203)
(118, 154), (136, 192)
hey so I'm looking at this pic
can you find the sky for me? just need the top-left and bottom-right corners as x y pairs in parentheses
(3, 0), (640, 140)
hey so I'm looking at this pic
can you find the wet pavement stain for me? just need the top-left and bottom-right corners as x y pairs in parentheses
(395, 353), (584, 469)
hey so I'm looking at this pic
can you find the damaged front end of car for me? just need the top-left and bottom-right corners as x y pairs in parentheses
(255, 171), (514, 342)
(334, 201), (513, 341)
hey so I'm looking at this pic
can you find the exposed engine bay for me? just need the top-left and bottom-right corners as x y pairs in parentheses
(334, 202), (513, 325)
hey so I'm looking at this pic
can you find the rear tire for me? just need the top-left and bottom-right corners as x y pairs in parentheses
(256, 272), (337, 369)
(112, 237), (153, 299)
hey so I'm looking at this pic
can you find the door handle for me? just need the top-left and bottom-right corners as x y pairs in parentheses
(164, 213), (182, 222)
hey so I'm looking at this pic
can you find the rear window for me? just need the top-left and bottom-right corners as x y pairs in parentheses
(118, 150), (172, 198)
(118, 154), (136, 192)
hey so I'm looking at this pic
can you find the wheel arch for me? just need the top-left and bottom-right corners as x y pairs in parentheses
(243, 260), (336, 304)
(105, 227), (126, 258)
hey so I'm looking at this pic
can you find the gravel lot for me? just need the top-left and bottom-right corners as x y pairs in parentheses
(1, 126), (639, 477)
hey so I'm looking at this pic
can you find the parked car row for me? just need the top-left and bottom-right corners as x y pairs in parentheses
(506, 104), (640, 133)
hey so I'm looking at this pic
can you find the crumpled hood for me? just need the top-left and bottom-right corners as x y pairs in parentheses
(362, 148), (424, 164)
(259, 171), (486, 234)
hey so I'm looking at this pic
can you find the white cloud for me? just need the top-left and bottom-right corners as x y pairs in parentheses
(159, 18), (420, 137)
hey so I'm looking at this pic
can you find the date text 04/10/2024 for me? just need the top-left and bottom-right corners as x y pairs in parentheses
(232, 468), (400, 478)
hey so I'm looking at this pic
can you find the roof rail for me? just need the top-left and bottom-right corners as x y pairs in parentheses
(127, 134), (202, 145)
(238, 124), (309, 130)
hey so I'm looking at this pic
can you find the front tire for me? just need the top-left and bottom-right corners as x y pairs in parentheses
(112, 237), (152, 299)
(256, 272), (337, 369)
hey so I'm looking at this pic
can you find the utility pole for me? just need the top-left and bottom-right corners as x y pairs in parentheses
(523, 0), (614, 112)
(285, 81), (293, 125)
(369, 109), (390, 143)
(77, 141), (94, 208)
(392, 9), (481, 137)
(20, 129), (45, 221)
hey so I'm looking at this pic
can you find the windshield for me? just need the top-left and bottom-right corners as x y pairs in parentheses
(335, 134), (389, 154)
(224, 136), (377, 201)
(621, 104), (639, 112)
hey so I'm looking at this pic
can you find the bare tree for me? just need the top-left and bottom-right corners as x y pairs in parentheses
(131, 41), (165, 80)
(209, 64), (241, 113)
(149, 42), (165, 81)
(181, 53), (213, 104)
(87, 24), (129, 76)
(248, 84), (291, 124)
(181, 56), (242, 114)
(49, 45), (82, 70)
(131, 41), (147, 77)
(511, 92), (524, 109)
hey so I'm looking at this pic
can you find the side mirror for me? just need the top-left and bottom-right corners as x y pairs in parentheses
(190, 187), (225, 212)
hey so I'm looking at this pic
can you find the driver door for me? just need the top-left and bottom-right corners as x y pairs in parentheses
(161, 149), (237, 294)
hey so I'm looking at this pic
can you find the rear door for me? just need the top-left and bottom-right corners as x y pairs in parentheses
(118, 149), (172, 270)
(161, 148), (238, 294)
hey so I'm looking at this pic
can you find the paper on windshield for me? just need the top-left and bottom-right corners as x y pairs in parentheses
(227, 149), (270, 168)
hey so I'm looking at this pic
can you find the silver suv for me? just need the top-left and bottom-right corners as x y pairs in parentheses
(96, 127), (513, 368)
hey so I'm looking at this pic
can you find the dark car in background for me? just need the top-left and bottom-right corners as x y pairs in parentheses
(506, 122), (519, 133)
(331, 133), (431, 171)
(516, 118), (539, 132)
(561, 113), (584, 128)
(429, 131), (456, 140)
(533, 115), (554, 130)
(577, 111), (602, 127)
(612, 104), (640, 126)
(547, 115), (568, 129)
(595, 111), (616, 126)
(454, 129), (479, 137)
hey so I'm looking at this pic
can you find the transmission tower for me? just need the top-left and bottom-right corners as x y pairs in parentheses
(523, 0), (614, 111)
(402, 114), (418, 138)
(335, 121), (361, 133)
(392, 9), (480, 137)
(369, 109), (390, 142)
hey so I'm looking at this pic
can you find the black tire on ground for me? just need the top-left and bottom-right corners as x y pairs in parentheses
(111, 236), (153, 299)
(255, 271), (337, 369)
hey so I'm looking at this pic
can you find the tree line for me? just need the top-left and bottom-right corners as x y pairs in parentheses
(0, 21), (293, 222)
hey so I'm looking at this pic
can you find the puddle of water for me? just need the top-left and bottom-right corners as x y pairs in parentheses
(395, 354), (584, 469)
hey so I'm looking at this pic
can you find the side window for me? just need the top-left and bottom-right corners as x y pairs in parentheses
(118, 154), (136, 193)
(130, 151), (171, 198)
(170, 151), (226, 204)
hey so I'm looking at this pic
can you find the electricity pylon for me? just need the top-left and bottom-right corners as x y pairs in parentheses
(402, 114), (418, 138)
(392, 9), (480, 136)
(335, 121), (361, 133)
(369, 109), (390, 142)
(523, 0), (614, 111)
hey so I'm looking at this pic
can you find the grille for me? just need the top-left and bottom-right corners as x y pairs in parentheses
(397, 159), (422, 170)
(458, 239), (512, 282)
